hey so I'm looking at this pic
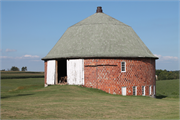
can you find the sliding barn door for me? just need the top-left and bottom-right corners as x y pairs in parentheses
(67, 59), (84, 85)
(47, 60), (56, 85)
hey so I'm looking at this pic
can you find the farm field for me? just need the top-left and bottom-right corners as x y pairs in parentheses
(1, 71), (44, 79)
(1, 77), (179, 119)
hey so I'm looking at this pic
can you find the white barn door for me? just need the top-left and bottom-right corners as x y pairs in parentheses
(67, 59), (84, 85)
(47, 60), (56, 85)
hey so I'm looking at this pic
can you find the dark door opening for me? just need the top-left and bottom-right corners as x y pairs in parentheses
(58, 60), (67, 84)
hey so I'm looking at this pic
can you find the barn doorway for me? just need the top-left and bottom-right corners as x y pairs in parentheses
(58, 60), (67, 84)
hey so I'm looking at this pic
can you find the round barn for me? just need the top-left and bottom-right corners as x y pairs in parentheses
(42, 6), (158, 96)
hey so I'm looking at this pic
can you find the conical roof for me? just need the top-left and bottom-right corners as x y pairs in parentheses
(42, 7), (158, 60)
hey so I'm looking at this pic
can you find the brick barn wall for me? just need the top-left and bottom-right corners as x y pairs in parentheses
(84, 58), (156, 96)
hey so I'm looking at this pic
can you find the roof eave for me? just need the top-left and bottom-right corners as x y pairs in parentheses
(41, 56), (159, 61)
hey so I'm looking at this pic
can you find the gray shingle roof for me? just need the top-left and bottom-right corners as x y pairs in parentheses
(42, 13), (158, 60)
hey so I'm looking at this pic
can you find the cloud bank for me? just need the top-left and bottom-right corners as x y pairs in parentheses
(0, 54), (40, 59)
(23, 55), (39, 58)
(5, 49), (17, 52)
(154, 54), (178, 61)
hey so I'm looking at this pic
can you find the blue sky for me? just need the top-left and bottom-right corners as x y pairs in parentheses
(0, 0), (179, 71)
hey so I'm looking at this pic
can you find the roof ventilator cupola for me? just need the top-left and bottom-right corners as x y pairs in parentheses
(96, 6), (103, 13)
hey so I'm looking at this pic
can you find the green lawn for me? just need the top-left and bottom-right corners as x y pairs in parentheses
(1, 78), (179, 119)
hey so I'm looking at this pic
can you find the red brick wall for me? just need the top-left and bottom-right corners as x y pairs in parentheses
(44, 61), (47, 85)
(84, 58), (156, 96)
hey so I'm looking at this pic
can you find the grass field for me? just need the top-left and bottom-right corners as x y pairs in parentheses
(1, 71), (44, 79)
(156, 79), (179, 98)
(1, 77), (179, 119)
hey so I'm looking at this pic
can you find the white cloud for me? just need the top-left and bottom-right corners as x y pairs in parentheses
(154, 54), (178, 61)
(23, 55), (39, 58)
(0, 56), (13, 59)
(154, 54), (161, 58)
(6, 49), (17, 52)
(31, 60), (42, 62)
(0, 54), (40, 59)
(163, 56), (178, 60)
(14, 56), (23, 59)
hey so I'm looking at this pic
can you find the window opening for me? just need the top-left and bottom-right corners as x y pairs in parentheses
(133, 86), (137, 95)
(153, 85), (155, 95)
(142, 86), (145, 96)
(149, 85), (151, 95)
(122, 87), (126, 96)
(121, 62), (126, 72)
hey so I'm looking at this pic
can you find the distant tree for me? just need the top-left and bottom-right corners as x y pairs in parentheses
(1, 69), (5, 71)
(156, 69), (163, 76)
(11, 66), (19, 71)
(158, 71), (167, 80)
(21, 66), (27, 71)
(168, 72), (176, 79)
(156, 69), (179, 80)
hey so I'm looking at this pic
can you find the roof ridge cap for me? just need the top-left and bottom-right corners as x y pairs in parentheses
(70, 23), (131, 28)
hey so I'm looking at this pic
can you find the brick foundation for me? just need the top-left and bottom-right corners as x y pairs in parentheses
(84, 58), (156, 96)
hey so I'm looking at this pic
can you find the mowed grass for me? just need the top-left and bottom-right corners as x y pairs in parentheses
(1, 71), (44, 79)
(156, 79), (179, 98)
(1, 78), (44, 96)
(1, 78), (179, 119)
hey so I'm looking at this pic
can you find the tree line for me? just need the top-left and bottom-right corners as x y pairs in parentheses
(1, 66), (27, 71)
(156, 69), (179, 80)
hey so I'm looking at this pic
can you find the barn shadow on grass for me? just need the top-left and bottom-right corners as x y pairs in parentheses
(1, 93), (34, 99)
(155, 94), (167, 99)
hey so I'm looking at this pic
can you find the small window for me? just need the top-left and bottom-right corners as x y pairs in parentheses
(121, 62), (126, 72)
(149, 85), (151, 95)
(133, 86), (137, 95)
(142, 86), (145, 96)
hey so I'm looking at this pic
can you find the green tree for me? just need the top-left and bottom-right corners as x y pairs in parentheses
(11, 66), (19, 71)
(21, 66), (27, 71)
(156, 69), (163, 76)
(170, 71), (179, 79)
(168, 72), (176, 79)
(156, 69), (179, 80)
(158, 70), (168, 80)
